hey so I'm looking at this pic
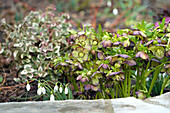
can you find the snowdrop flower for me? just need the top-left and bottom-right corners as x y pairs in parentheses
(37, 82), (46, 95)
(38, 81), (41, 88)
(54, 84), (58, 92)
(113, 8), (118, 15)
(37, 87), (42, 95)
(162, 73), (166, 78)
(42, 87), (46, 94)
(135, 70), (137, 75)
(107, 0), (112, 7)
(64, 86), (68, 94)
(59, 85), (63, 93)
(26, 81), (30, 91)
(146, 77), (149, 81)
(50, 92), (55, 101)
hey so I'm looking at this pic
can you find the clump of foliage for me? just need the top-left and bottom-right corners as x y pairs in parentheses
(0, 5), (72, 83)
(53, 18), (170, 99)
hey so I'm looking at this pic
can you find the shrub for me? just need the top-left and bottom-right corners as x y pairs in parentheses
(0, 5), (72, 83)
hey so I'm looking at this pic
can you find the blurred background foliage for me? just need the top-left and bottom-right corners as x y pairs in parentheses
(0, 0), (170, 32)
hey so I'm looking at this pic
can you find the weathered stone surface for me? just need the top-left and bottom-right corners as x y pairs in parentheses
(0, 92), (170, 113)
(0, 99), (114, 113)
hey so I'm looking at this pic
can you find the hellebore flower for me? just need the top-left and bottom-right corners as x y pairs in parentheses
(149, 45), (165, 59)
(97, 52), (105, 60)
(84, 84), (99, 91)
(112, 42), (122, 46)
(75, 35), (91, 51)
(135, 51), (149, 60)
(90, 34), (100, 47)
(114, 54), (130, 59)
(123, 39), (130, 47)
(101, 40), (112, 48)
(98, 64), (110, 73)
(107, 71), (125, 81)
(72, 47), (89, 62)
(125, 59), (136, 66)
(54, 62), (70, 73)
(91, 71), (103, 85)
(151, 59), (161, 67)
(132, 31), (147, 38)
(76, 75), (89, 83)
(135, 90), (146, 100)
(166, 51), (170, 57)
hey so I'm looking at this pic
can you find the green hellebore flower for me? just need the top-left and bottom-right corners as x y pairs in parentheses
(72, 47), (89, 61)
(76, 35), (91, 50)
(149, 45), (165, 59)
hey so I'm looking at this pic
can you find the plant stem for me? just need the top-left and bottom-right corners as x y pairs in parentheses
(127, 66), (131, 97)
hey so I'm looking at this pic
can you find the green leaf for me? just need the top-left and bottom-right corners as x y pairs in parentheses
(98, 24), (102, 35)
(0, 76), (3, 83)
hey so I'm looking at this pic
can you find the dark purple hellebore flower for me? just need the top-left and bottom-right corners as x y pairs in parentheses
(98, 64), (110, 70)
(54, 63), (69, 69)
(97, 52), (105, 59)
(166, 51), (170, 57)
(135, 51), (149, 60)
(125, 59), (136, 66)
(107, 71), (124, 81)
(114, 54), (130, 59)
(101, 40), (112, 48)
(84, 84), (99, 91)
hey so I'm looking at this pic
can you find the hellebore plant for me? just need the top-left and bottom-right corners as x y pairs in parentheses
(53, 18), (169, 99)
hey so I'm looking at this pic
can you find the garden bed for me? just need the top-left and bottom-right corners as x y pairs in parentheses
(0, 4), (170, 102)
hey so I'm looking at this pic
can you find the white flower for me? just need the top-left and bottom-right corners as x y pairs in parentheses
(135, 70), (137, 75)
(37, 82), (46, 95)
(37, 87), (42, 95)
(54, 84), (58, 92)
(146, 77), (149, 81)
(38, 82), (41, 88)
(50, 93), (55, 101)
(42, 87), (46, 94)
(26, 83), (30, 91)
(59, 86), (63, 93)
(107, 0), (112, 7)
(162, 73), (166, 78)
(113, 8), (118, 15)
(64, 87), (68, 94)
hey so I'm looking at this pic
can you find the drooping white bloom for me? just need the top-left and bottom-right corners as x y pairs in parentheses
(37, 87), (42, 95)
(146, 77), (149, 81)
(135, 70), (137, 75)
(54, 84), (58, 92)
(42, 87), (46, 94)
(64, 87), (68, 94)
(113, 8), (118, 15)
(38, 82), (41, 88)
(59, 86), (63, 93)
(107, 0), (112, 7)
(26, 82), (30, 91)
(50, 93), (55, 101)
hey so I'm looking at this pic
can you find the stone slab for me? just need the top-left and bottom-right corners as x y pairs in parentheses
(0, 92), (170, 113)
